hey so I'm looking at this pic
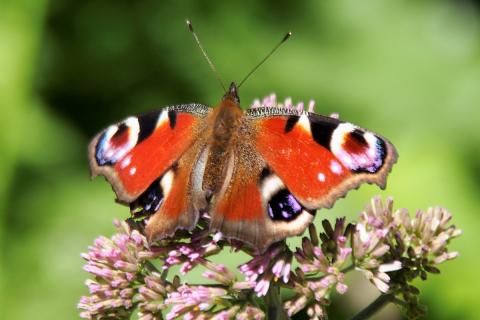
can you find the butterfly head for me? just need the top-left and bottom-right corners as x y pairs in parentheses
(222, 82), (240, 105)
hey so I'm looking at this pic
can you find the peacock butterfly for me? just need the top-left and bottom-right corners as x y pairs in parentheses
(89, 82), (397, 252)
(88, 24), (397, 253)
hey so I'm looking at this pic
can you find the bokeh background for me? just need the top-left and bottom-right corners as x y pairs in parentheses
(1, 0), (479, 319)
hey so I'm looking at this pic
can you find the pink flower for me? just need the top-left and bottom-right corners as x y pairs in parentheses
(78, 196), (461, 319)
(239, 242), (292, 297)
(78, 220), (150, 319)
(251, 94), (315, 112)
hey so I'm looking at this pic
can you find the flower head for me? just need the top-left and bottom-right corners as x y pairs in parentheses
(390, 204), (461, 302)
(160, 220), (222, 273)
(164, 285), (228, 319)
(78, 220), (150, 319)
(137, 272), (168, 320)
(285, 220), (352, 317)
(353, 197), (402, 293)
(251, 94), (316, 112)
(239, 242), (292, 297)
(78, 196), (461, 320)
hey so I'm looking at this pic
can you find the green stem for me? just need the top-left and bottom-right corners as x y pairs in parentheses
(160, 268), (169, 281)
(247, 291), (261, 309)
(350, 293), (395, 320)
(265, 284), (289, 320)
(341, 264), (355, 273)
(144, 260), (160, 273)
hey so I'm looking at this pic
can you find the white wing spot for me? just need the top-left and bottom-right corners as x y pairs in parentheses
(120, 156), (132, 169)
(156, 110), (169, 128)
(297, 114), (311, 132)
(261, 175), (285, 200)
(317, 172), (326, 182)
(129, 167), (137, 175)
(161, 170), (175, 196)
(330, 160), (343, 175)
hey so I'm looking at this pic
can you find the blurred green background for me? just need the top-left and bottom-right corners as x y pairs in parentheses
(1, 0), (479, 319)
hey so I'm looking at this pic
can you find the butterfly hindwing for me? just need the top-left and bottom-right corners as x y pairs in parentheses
(141, 141), (210, 240)
(248, 107), (398, 210)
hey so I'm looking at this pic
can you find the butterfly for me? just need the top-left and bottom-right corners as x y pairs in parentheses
(88, 81), (397, 253)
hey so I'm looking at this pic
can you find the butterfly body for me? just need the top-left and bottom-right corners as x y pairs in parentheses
(202, 86), (244, 195)
(89, 82), (397, 252)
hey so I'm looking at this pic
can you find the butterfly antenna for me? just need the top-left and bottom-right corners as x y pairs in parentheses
(237, 32), (292, 89)
(186, 19), (226, 92)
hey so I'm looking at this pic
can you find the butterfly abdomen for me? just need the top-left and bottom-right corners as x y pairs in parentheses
(202, 95), (244, 195)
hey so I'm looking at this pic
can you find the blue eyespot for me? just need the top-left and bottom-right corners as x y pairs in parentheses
(268, 189), (303, 221)
(130, 179), (164, 214)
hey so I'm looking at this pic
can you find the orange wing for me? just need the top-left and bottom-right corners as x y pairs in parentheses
(209, 108), (397, 252)
(89, 104), (211, 237)
(89, 104), (209, 202)
(249, 108), (398, 210)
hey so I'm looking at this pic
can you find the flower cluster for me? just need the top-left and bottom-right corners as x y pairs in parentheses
(390, 203), (461, 317)
(78, 219), (152, 319)
(137, 271), (168, 319)
(80, 217), (266, 320)
(239, 242), (292, 297)
(251, 93), (316, 113)
(159, 220), (222, 273)
(353, 197), (403, 293)
(285, 220), (351, 319)
(79, 195), (461, 319)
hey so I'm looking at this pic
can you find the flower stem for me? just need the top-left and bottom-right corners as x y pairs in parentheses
(341, 263), (355, 273)
(160, 268), (169, 281)
(265, 284), (289, 320)
(350, 293), (394, 320)
(144, 260), (160, 273)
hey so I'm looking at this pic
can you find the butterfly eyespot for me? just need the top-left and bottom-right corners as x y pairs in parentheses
(130, 179), (164, 215)
(95, 117), (140, 166)
(343, 129), (369, 154)
(267, 189), (303, 221)
(330, 123), (387, 173)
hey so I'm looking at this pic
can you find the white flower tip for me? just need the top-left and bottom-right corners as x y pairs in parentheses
(356, 223), (369, 243)
(251, 99), (261, 108)
(373, 278), (390, 293)
(448, 251), (459, 259)
(254, 281), (270, 297)
(212, 232), (223, 242)
(452, 229), (463, 237)
(329, 112), (339, 119)
(379, 261), (402, 273)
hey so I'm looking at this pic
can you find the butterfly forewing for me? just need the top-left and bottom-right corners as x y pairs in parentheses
(89, 104), (211, 236)
(248, 107), (398, 210)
